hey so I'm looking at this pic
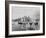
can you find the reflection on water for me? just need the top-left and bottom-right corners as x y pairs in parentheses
(12, 16), (40, 31)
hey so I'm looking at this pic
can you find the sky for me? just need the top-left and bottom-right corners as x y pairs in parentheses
(12, 5), (40, 19)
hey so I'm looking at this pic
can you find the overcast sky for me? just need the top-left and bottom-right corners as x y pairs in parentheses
(12, 6), (40, 19)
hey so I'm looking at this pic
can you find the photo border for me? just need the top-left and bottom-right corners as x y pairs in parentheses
(5, 1), (45, 37)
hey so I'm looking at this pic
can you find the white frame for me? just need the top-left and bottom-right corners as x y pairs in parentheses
(9, 4), (43, 35)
